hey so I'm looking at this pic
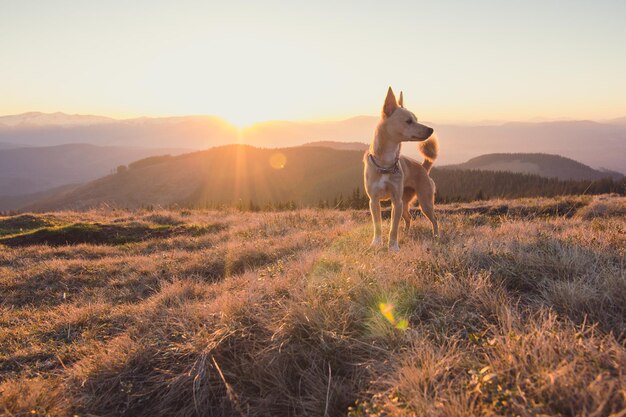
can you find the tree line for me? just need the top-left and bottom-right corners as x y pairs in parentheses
(312, 169), (624, 210)
(178, 168), (624, 211)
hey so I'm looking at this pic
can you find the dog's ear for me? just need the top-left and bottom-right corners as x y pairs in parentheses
(398, 91), (404, 108)
(382, 87), (398, 118)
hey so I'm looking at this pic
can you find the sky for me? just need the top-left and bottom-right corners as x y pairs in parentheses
(1, 0), (625, 126)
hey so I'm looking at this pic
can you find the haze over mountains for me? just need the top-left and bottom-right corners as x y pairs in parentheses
(1, 112), (624, 173)
(0, 112), (624, 211)
(0, 113), (236, 149)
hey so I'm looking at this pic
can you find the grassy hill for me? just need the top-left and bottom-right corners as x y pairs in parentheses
(23, 145), (367, 211)
(445, 153), (624, 180)
(0, 194), (624, 416)
(19, 145), (625, 212)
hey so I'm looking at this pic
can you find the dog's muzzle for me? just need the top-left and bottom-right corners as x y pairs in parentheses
(412, 127), (434, 141)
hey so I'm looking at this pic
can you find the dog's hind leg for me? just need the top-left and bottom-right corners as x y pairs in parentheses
(402, 188), (415, 230)
(419, 196), (438, 238)
(369, 199), (383, 248)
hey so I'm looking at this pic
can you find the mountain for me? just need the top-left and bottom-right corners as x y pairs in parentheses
(21, 147), (624, 212)
(0, 113), (238, 149)
(0, 142), (24, 150)
(0, 112), (115, 127)
(0, 184), (79, 212)
(430, 120), (626, 174)
(607, 116), (626, 125)
(22, 145), (366, 211)
(443, 153), (624, 181)
(247, 118), (626, 174)
(1, 112), (625, 173)
(0, 143), (187, 196)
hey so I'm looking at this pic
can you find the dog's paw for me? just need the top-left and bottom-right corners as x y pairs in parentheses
(369, 237), (383, 249)
(388, 242), (400, 252)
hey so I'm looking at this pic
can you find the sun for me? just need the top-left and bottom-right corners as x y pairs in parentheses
(224, 113), (261, 129)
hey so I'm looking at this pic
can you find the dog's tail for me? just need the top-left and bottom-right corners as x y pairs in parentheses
(419, 133), (439, 173)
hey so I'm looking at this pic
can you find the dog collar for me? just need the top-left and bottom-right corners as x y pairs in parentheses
(368, 153), (400, 174)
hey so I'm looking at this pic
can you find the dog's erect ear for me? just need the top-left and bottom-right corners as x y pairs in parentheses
(383, 87), (398, 118)
(398, 91), (404, 108)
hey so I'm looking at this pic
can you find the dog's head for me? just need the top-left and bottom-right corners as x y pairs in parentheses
(380, 87), (433, 142)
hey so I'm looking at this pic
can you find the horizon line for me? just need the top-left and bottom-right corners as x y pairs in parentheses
(1, 110), (625, 128)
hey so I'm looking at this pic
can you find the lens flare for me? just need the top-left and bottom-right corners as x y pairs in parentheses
(269, 152), (287, 169)
(378, 302), (409, 330)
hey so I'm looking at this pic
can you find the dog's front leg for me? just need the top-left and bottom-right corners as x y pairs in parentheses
(388, 197), (403, 252)
(369, 198), (383, 248)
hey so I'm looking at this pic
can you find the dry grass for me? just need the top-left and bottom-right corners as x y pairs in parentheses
(0, 194), (624, 417)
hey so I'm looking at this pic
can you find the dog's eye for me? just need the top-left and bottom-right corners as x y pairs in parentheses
(406, 119), (413, 125)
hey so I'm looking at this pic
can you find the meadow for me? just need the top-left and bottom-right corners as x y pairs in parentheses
(0, 194), (624, 416)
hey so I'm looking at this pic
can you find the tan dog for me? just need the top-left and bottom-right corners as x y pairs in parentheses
(364, 87), (439, 251)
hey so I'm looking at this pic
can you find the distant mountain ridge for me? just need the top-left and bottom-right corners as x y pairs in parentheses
(443, 153), (624, 181)
(0, 142), (24, 150)
(0, 114), (236, 149)
(0, 112), (115, 127)
(0, 112), (624, 173)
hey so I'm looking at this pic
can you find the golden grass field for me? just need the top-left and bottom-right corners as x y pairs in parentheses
(1, 194), (625, 417)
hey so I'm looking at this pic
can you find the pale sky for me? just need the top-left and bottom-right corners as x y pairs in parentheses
(1, 0), (625, 126)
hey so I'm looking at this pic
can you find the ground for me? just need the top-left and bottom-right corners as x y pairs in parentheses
(0, 194), (624, 417)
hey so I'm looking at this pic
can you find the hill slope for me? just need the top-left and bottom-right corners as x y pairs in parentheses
(21, 146), (625, 211)
(0, 143), (187, 196)
(24, 145), (367, 211)
(0, 195), (624, 416)
(444, 153), (624, 180)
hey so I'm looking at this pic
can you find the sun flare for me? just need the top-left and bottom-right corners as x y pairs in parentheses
(269, 152), (287, 169)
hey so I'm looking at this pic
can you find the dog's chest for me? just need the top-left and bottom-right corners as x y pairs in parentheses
(367, 173), (400, 197)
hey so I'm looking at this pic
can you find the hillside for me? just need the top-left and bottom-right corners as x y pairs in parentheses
(20, 145), (625, 212)
(0, 185), (80, 212)
(23, 145), (367, 211)
(0, 143), (187, 196)
(444, 153), (624, 180)
(0, 195), (624, 416)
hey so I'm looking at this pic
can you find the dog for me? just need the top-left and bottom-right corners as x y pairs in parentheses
(363, 87), (439, 251)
